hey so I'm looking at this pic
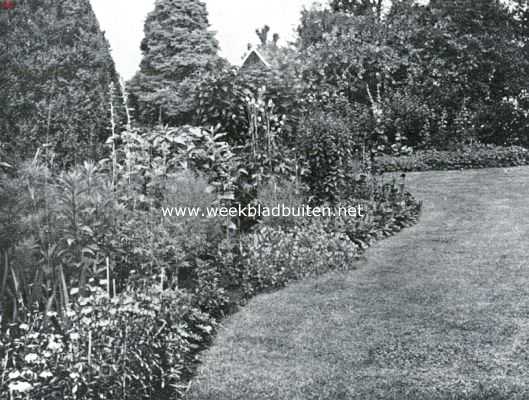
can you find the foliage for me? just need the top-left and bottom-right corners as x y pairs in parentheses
(297, 0), (529, 150)
(238, 223), (359, 297)
(128, 0), (224, 126)
(195, 65), (305, 149)
(296, 109), (365, 203)
(0, 161), (116, 321)
(378, 144), (529, 172)
(296, 4), (423, 154)
(0, 128), (230, 399)
(399, 0), (529, 145)
(0, 284), (216, 400)
(196, 73), (304, 222)
(0, 122), (423, 400)
(330, 0), (384, 18)
(0, 0), (124, 165)
(476, 91), (529, 146)
(0, 124), (233, 323)
(227, 177), (421, 298)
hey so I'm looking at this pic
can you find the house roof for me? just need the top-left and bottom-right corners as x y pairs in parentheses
(240, 49), (271, 70)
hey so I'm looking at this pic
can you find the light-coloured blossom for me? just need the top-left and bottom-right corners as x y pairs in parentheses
(39, 370), (53, 379)
(47, 340), (63, 351)
(19, 323), (29, 331)
(9, 381), (32, 393)
(24, 353), (40, 364)
(8, 371), (21, 380)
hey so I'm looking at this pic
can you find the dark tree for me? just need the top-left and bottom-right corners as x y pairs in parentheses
(330, 0), (384, 18)
(0, 0), (123, 165)
(256, 25), (270, 46)
(128, 0), (223, 126)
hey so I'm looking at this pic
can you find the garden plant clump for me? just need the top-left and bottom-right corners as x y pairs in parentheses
(0, 114), (421, 399)
(378, 144), (529, 172)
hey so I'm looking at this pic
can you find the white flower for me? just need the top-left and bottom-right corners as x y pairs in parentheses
(70, 332), (80, 341)
(39, 371), (53, 379)
(9, 381), (32, 393)
(79, 298), (90, 306)
(47, 341), (62, 351)
(69, 372), (80, 380)
(24, 353), (39, 364)
(19, 323), (30, 331)
(81, 307), (93, 315)
(8, 371), (21, 380)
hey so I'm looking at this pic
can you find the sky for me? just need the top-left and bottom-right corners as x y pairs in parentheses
(89, 0), (321, 80)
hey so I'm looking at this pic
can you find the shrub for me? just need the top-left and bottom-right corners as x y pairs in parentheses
(297, 109), (363, 203)
(378, 144), (529, 172)
(476, 91), (529, 147)
(195, 66), (305, 149)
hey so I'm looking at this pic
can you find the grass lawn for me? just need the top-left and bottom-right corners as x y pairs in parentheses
(187, 167), (529, 400)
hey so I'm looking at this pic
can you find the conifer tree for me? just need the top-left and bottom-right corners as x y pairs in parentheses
(0, 0), (123, 165)
(128, 0), (223, 126)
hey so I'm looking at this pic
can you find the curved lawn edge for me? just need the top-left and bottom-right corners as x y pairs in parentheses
(186, 167), (529, 400)
(183, 193), (422, 397)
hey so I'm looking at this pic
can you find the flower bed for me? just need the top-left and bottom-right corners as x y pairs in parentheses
(1, 193), (421, 400)
(220, 190), (422, 299)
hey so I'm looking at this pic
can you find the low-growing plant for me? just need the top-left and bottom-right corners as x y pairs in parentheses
(0, 283), (217, 400)
(237, 223), (360, 297)
(378, 144), (529, 172)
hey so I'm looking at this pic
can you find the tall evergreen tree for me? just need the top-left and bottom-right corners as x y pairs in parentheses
(0, 0), (123, 165)
(128, 0), (223, 126)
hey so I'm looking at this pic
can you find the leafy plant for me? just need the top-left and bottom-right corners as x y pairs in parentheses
(0, 284), (217, 400)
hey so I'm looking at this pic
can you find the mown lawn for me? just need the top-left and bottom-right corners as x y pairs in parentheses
(187, 167), (529, 400)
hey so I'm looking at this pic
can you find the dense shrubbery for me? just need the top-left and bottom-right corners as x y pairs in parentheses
(295, 1), (529, 152)
(378, 144), (529, 172)
(297, 109), (363, 203)
(1, 0), (125, 165)
(196, 65), (305, 149)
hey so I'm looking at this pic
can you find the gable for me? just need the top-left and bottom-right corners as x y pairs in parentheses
(241, 49), (271, 70)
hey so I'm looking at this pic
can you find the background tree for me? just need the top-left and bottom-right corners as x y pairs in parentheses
(128, 0), (224, 126)
(407, 0), (529, 145)
(0, 0), (123, 166)
(330, 0), (384, 18)
(256, 25), (271, 46)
